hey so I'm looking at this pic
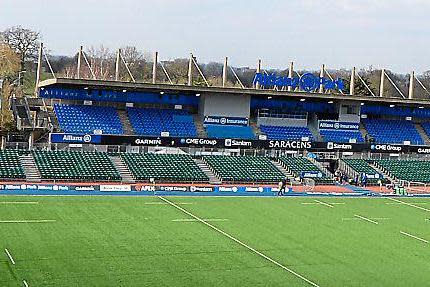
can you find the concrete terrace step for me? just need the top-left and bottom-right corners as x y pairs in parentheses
(118, 110), (134, 135)
(194, 158), (222, 184)
(20, 154), (41, 182)
(110, 156), (135, 183)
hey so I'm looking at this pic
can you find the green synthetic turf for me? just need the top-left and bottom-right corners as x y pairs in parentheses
(0, 196), (430, 286)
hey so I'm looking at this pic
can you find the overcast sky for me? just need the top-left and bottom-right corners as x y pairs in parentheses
(1, 0), (429, 73)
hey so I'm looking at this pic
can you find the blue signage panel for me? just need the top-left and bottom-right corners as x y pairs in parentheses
(203, 116), (249, 126)
(318, 121), (359, 130)
(253, 72), (344, 92)
(50, 133), (102, 144)
(300, 171), (323, 178)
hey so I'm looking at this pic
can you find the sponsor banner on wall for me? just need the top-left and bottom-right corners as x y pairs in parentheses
(300, 171), (323, 178)
(50, 133), (102, 144)
(318, 121), (359, 130)
(203, 116), (249, 126)
(99, 185), (132, 192)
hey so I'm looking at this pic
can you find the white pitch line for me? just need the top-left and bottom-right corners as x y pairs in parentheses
(354, 214), (379, 225)
(158, 196), (319, 287)
(0, 201), (39, 204)
(386, 202), (427, 205)
(5, 249), (15, 265)
(23, 280), (29, 287)
(388, 198), (430, 212)
(172, 218), (229, 222)
(342, 217), (390, 221)
(400, 231), (429, 243)
(144, 202), (193, 205)
(302, 202), (344, 205)
(314, 199), (333, 208)
(0, 220), (56, 223)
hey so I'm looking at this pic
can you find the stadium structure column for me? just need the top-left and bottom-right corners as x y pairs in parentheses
(188, 54), (193, 86)
(408, 71), (414, 99)
(255, 59), (261, 89)
(152, 51), (158, 84)
(35, 43), (43, 96)
(379, 68), (385, 97)
(77, 46), (83, 79)
(319, 64), (325, 93)
(349, 67), (356, 95)
(222, 57), (228, 87)
(115, 49), (121, 81)
(288, 62), (294, 92)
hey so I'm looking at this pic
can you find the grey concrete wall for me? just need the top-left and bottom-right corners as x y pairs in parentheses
(200, 93), (250, 118)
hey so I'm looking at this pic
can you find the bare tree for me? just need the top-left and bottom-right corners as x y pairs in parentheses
(1, 26), (41, 71)
(0, 43), (20, 78)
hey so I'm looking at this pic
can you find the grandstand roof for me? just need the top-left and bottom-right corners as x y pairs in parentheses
(39, 77), (430, 107)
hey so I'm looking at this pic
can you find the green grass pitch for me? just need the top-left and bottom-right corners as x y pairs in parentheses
(1, 195), (430, 286)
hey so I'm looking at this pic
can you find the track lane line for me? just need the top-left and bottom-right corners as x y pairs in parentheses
(158, 196), (320, 287)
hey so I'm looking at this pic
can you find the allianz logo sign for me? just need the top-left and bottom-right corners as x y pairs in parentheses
(319, 121), (359, 130)
(62, 134), (92, 143)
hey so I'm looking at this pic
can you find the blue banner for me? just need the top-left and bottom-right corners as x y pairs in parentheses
(203, 116), (249, 126)
(318, 121), (359, 130)
(300, 171), (323, 178)
(253, 72), (344, 92)
(50, 133), (102, 144)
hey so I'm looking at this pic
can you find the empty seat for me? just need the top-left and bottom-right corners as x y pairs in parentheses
(375, 159), (430, 183)
(260, 125), (314, 141)
(203, 155), (283, 183)
(320, 130), (364, 143)
(206, 125), (255, 139)
(121, 153), (208, 182)
(54, 104), (123, 134)
(127, 108), (197, 137)
(0, 150), (25, 180)
(363, 119), (423, 145)
(33, 150), (121, 181)
(278, 157), (333, 184)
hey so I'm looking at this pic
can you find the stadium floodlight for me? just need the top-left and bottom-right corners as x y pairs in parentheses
(122, 89), (127, 93)
(84, 87), (89, 90)
(328, 101), (333, 104)
(160, 91), (164, 95)
(196, 93), (200, 97)
(390, 104), (395, 108)
(419, 106), (424, 109)
(267, 96), (272, 99)
(360, 102), (365, 106)
(300, 98), (306, 102)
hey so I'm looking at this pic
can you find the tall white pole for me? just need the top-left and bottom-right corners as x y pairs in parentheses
(222, 57), (228, 87)
(350, 67), (356, 95)
(288, 62), (294, 92)
(187, 53), (193, 86)
(379, 68), (385, 97)
(115, 49), (121, 81)
(408, 70), (414, 100)
(77, 46), (83, 79)
(319, 64), (325, 93)
(255, 59), (261, 89)
(35, 42), (43, 96)
(152, 51), (158, 84)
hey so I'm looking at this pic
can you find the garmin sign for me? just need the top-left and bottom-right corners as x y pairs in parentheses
(204, 116), (249, 126)
(319, 121), (359, 130)
(253, 72), (345, 92)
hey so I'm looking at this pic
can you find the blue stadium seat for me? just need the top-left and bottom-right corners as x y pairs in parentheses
(54, 104), (123, 134)
(320, 130), (364, 143)
(363, 119), (423, 145)
(421, 122), (430, 139)
(206, 125), (255, 139)
(127, 108), (197, 137)
(260, 125), (314, 141)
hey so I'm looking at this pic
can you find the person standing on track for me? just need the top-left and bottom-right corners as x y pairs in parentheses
(278, 178), (287, 196)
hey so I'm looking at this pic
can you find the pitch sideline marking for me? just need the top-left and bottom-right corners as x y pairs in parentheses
(314, 200), (333, 208)
(0, 202), (39, 205)
(4, 249), (15, 265)
(172, 218), (228, 222)
(302, 202), (344, 205)
(23, 280), (29, 287)
(144, 202), (193, 205)
(158, 196), (320, 287)
(388, 198), (430, 212)
(354, 214), (379, 225)
(0, 220), (56, 223)
(400, 231), (429, 243)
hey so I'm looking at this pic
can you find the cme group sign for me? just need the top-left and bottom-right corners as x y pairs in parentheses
(253, 72), (345, 92)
